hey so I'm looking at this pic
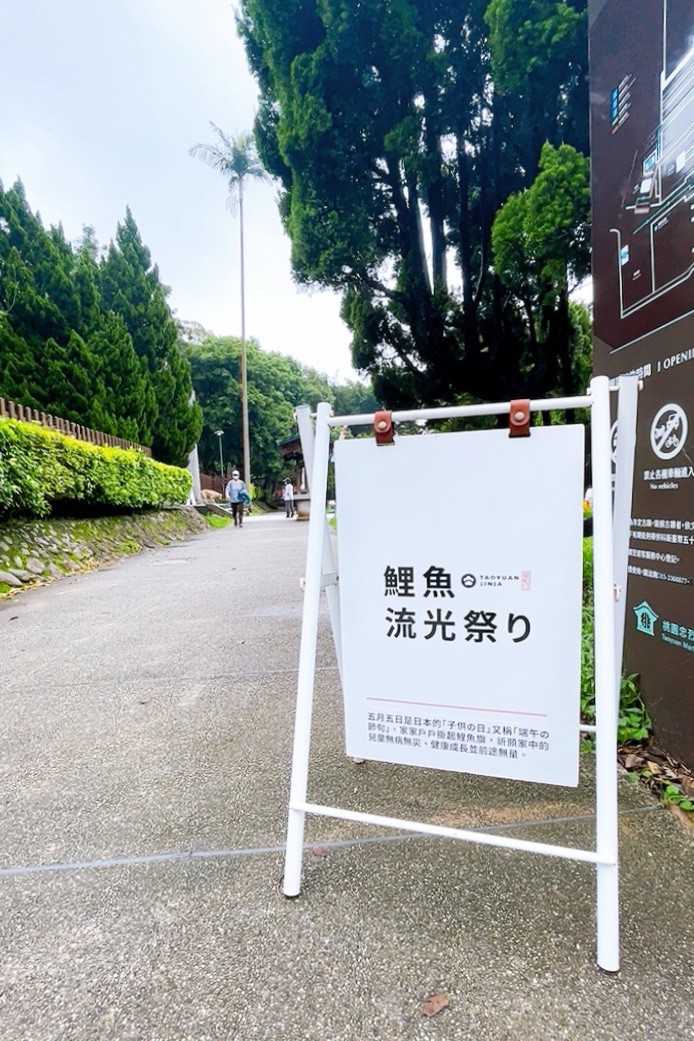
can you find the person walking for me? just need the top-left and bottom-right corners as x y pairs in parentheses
(282, 478), (295, 518)
(225, 470), (247, 528)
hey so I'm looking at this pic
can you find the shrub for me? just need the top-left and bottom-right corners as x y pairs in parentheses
(580, 536), (651, 746)
(0, 418), (191, 519)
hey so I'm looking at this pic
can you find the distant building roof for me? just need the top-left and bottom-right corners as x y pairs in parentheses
(278, 431), (302, 461)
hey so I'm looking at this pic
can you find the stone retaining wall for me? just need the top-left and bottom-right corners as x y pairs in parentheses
(0, 508), (207, 597)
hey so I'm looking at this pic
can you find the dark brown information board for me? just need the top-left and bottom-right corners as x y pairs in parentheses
(589, 0), (694, 768)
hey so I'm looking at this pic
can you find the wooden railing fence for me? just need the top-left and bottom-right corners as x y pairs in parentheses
(0, 396), (151, 456)
(200, 473), (225, 494)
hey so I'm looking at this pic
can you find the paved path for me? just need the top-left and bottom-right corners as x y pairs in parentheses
(1, 512), (692, 1040)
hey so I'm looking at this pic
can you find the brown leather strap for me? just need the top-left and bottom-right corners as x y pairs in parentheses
(509, 399), (531, 438)
(374, 410), (394, 445)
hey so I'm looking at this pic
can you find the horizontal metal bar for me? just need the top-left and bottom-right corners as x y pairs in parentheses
(295, 802), (613, 866)
(328, 395), (593, 427)
(580, 724), (597, 734)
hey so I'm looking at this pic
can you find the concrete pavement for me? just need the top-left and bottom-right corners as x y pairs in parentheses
(0, 510), (692, 1040)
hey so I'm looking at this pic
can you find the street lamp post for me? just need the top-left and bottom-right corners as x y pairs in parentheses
(215, 430), (224, 491)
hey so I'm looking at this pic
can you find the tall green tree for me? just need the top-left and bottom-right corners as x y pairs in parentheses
(238, 0), (589, 408)
(0, 313), (39, 408)
(70, 233), (154, 442)
(100, 209), (202, 465)
(492, 142), (591, 398)
(0, 182), (78, 357)
(189, 126), (266, 482)
(0, 183), (202, 462)
(182, 334), (337, 490)
(87, 312), (155, 442)
(485, 0), (588, 178)
(0, 181), (110, 425)
(333, 380), (380, 427)
(42, 331), (105, 425)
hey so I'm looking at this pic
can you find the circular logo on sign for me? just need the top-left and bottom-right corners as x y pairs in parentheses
(610, 420), (618, 464)
(650, 403), (688, 460)
(460, 573), (476, 588)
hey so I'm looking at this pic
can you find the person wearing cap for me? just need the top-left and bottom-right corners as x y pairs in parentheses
(282, 477), (295, 518)
(224, 469), (247, 527)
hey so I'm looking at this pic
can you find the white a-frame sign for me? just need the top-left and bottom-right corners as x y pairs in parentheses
(284, 376), (639, 973)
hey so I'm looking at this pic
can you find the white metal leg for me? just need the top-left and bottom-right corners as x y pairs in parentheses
(295, 405), (343, 683)
(590, 376), (620, 972)
(283, 403), (333, 896)
(596, 863), (620, 972)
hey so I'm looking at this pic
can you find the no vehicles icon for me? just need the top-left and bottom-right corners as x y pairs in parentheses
(650, 404), (688, 461)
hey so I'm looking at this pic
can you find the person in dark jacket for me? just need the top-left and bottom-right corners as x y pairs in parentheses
(225, 470), (247, 527)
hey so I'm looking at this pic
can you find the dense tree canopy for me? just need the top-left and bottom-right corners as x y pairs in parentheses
(0, 183), (201, 466)
(181, 332), (378, 489)
(0, 179), (376, 486)
(100, 209), (201, 464)
(238, 0), (590, 408)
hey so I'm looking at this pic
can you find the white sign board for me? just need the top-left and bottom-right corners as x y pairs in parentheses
(334, 426), (585, 787)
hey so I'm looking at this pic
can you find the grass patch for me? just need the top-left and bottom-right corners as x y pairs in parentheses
(206, 514), (231, 529)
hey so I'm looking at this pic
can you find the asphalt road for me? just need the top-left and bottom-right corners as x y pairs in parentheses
(1, 512), (692, 1041)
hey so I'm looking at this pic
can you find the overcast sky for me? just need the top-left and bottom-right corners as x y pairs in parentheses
(1, 0), (356, 382)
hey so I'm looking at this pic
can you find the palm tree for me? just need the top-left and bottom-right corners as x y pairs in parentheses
(190, 124), (265, 487)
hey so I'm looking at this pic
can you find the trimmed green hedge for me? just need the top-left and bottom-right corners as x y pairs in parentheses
(0, 419), (192, 519)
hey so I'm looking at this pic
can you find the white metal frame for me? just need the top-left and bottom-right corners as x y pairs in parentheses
(284, 375), (638, 973)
